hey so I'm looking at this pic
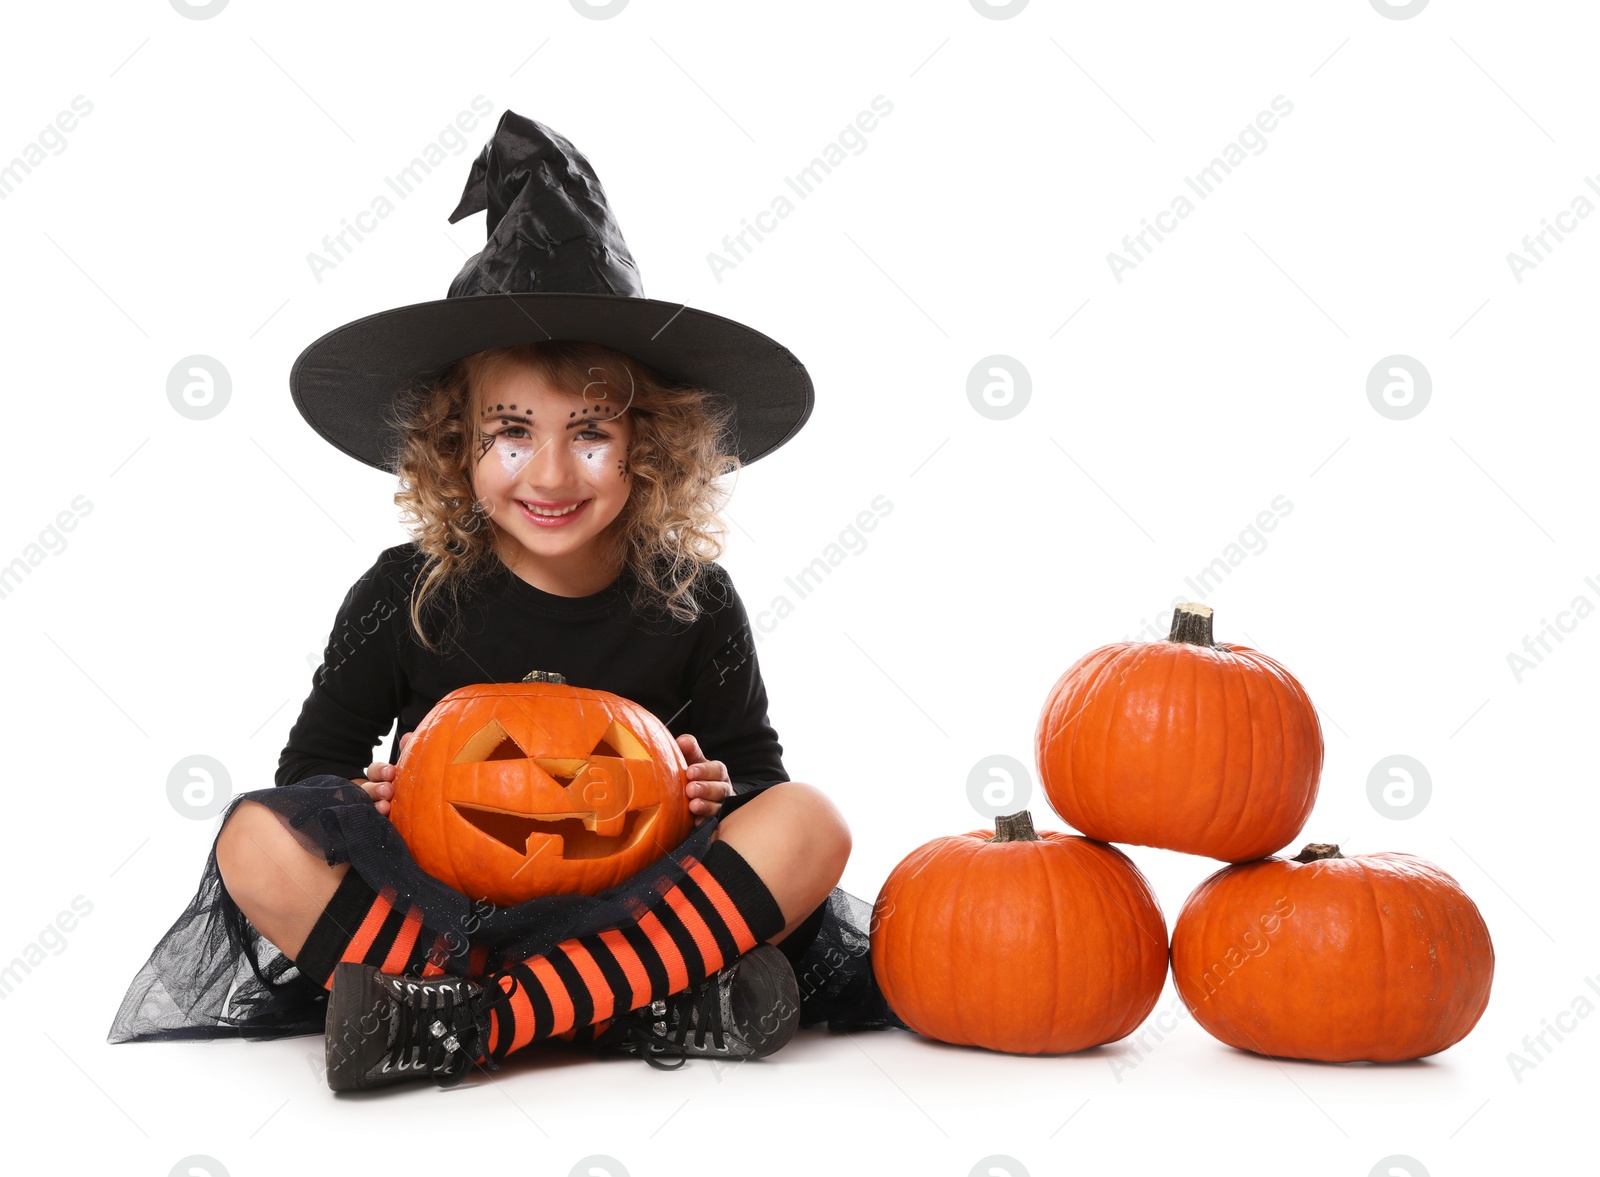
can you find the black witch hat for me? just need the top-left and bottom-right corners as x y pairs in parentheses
(289, 110), (813, 475)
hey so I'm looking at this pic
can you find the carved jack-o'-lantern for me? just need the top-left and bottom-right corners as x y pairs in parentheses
(388, 671), (693, 906)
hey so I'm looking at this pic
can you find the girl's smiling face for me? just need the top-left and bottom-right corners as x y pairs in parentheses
(470, 361), (634, 594)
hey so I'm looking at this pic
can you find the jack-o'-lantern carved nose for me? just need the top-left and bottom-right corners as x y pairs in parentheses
(444, 715), (663, 854)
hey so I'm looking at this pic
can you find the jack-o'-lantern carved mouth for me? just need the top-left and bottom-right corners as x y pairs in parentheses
(449, 801), (659, 860)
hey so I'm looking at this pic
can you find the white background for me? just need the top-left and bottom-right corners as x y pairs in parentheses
(1, 1), (1593, 1174)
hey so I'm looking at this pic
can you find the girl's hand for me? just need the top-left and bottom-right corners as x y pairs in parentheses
(678, 733), (732, 826)
(351, 731), (415, 817)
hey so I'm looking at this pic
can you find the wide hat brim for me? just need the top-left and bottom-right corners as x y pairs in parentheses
(289, 291), (814, 475)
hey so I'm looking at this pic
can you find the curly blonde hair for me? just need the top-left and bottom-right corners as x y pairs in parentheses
(386, 340), (741, 651)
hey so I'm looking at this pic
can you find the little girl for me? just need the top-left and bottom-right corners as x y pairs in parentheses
(107, 109), (901, 1087)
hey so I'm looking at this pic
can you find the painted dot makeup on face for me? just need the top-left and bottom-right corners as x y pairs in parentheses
(477, 399), (629, 479)
(566, 394), (627, 467)
(476, 402), (521, 464)
(494, 433), (536, 477)
(573, 434), (621, 472)
(478, 403), (543, 477)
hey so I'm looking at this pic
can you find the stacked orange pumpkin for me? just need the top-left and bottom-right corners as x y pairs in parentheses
(1035, 602), (1322, 863)
(871, 602), (1494, 1064)
(871, 811), (1168, 1055)
(1169, 842), (1493, 1063)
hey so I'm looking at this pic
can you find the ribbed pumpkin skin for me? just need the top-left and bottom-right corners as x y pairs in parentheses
(1170, 850), (1495, 1063)
(389, 680), (692, 906)
(870, 827), (1168, 1054)
(1035, 638), (1323, 862)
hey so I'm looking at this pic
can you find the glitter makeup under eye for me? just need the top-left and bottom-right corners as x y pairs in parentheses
(575, 436), (618, 466)
(494, 432), (536, 476)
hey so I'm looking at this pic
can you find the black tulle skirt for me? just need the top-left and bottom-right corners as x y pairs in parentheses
(107, 776), (906, 1045)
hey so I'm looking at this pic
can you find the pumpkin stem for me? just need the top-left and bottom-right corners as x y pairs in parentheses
(1168, 602), (1215, 647)
(1292, 843), (1345, 862)
(521, 670), (567, 684)
(991, 810), (1041, 842)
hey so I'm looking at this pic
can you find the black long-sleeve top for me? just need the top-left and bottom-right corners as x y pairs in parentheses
(276, 544), (786, 796)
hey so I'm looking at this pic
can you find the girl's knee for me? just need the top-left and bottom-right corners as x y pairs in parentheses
(215, 800), (345, 960)
(215, 800), (297, 902)
(766, 781), (852, 865)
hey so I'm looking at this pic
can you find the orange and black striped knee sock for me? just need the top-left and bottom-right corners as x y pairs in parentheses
(293, 869), (493, 987)
(482, 838), (786, 1064)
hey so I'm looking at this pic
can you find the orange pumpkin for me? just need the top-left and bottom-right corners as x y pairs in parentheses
(1035, 602), (1322, 862)
(870, 810), (1168, 1054)
(389, 671), (693, 906)
(1170, 842), (1495, 1062)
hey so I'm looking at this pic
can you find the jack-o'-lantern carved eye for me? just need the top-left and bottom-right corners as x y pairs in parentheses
(388, 674), (693, 907)
(450, 719), (538, 764)
(451, 718), (650, 767)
